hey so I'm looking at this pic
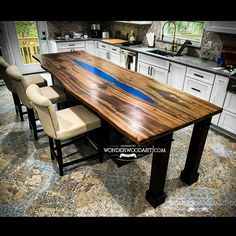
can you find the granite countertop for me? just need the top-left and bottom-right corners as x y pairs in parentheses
(49, 38), (234, 79)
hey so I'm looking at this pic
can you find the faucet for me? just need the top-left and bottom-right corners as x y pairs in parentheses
(161, 21), (177, 52)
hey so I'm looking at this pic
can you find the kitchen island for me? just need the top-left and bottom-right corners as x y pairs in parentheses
(34, 51), (222, 207)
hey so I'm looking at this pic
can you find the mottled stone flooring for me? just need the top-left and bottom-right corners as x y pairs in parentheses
(0, 74), (236, 216)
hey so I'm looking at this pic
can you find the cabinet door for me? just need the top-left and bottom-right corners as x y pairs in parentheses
(210, 75), (229, 106)
(209, 75), (228, 125)
(97, 48), (108, 60)
(218, 110), (236, 134)
(183, 77), (212, 101)
(223, 92), (236, 114)
(85, 40), (95, 55)
(167, 62), (186, 90)
(205, 21), (236, 34)
(109, 52), (120, 65)
(137, 62), (150, 77)
(151, 65), (168, 84)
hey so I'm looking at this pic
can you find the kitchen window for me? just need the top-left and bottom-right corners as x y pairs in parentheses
(161, 21), (205, 47)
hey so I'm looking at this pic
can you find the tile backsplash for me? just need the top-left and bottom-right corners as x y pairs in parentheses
(46, 21), (236, 62)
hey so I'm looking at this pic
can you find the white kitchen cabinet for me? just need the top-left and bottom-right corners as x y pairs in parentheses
(210, 75), (229, 125)
(205, 21), (236, 34)
(137, 61), (168, 84)
(96, 42), (121, 65)
(218, 110), (236, 134)
(223, 92), (236, 114)
(167, 62), (186, 90)
(85, 40), (96, 56)
(186, 67), (215, 85)
(109, 52), (120, 65)
(151, 65), (169, 84)
(97, 48), (107, 60)
(137, 53), (169, 84)
(49, 40), (85, 53)
(138, 53), (169, 70)
(183, 76), (212, 101)
(137, 61), (150, 76)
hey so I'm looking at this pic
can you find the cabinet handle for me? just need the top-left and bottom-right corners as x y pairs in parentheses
(69, 44), (75, 46)
(148, 66), (150, 75)
(112, 48), (117, 51)
(168, 63), (171, 73)
(193, 73), (204, 78)
(150, 67), (153, 76)
(101, 45), (106, 48)
(191, 87), (201, 92)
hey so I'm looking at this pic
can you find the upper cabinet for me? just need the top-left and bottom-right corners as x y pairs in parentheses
(205, 21), (236, 34)
(115, 21), (152, 25)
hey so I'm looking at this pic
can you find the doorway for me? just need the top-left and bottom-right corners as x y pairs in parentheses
(5, 21), (49, 74)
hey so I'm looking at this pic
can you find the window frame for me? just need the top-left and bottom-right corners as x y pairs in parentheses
(161, 21), (206, 48)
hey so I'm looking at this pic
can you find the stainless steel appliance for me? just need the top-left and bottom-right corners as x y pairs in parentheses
(91, 24), (101, 38)
(120, 49), (137, 71)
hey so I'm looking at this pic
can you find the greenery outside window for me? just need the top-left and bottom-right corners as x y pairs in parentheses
(161, 21), (205, 47)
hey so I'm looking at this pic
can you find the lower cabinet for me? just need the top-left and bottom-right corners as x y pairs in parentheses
(218, 110), (236, 134)
(50, 40), (85, 53)
(96, 43), (121, 66)
(167, 62), (186, 90)
(137, 61), (168, 84)
(210, 75), (229, 125)
(183, 76), (212, 101)
(85, 40), (96, 56)
(218, 92), (236, 134)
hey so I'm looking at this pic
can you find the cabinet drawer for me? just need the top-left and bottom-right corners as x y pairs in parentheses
(108, 45), (120, 54)
(218, 110), (236, 134)
(138, 53), (169, 70)
(97, 42), (109, 50)
(57, 41), (85, 49)
(223, 92), (236, 114)
(183, 77), (212, 101)
(186, 67), (215, 85)
(57, 47), (85, 53)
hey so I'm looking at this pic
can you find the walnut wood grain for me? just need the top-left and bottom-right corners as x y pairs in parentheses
(34, 51), (222, 145)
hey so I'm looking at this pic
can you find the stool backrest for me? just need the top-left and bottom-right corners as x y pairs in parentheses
(6, 65), (33, 108)
(26, 83), (59, 139)
(0, 57), (16, 93)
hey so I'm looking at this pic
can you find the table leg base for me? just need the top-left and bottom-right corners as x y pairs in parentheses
(180, 170), (199, 185)
(145, 190), (166, 208)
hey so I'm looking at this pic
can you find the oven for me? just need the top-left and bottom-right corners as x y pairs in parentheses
(120, 49), (137, 71)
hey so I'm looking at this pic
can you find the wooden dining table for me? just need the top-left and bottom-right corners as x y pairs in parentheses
(34, 51), (222, 208)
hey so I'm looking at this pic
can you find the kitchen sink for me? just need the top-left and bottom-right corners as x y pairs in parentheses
(147, 49), (176, 57)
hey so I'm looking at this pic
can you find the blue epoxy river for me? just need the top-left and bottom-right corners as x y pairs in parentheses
(74, 59), (158, 105)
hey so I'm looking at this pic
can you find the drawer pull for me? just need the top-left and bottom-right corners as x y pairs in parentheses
(101, 45), (106, 48)
(69, 44), (75, 46)
(112, 48), (117, 51)
(193, 73), (204, 78)
(191, 87), (201, 92)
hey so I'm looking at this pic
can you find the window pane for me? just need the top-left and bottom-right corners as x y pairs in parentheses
(164, 21), (204, 43)
(15, 21), (40, 65)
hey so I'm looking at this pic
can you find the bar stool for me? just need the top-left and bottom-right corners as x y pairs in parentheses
(6, 65), (67, 140)
(26, 83), (103, 176)
(0, 57), (48, 121)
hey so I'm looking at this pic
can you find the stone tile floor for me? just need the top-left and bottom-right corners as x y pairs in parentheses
(0, 79), (235, 216)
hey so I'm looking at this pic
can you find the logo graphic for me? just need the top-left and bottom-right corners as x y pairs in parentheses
(118, 153), (137, 161)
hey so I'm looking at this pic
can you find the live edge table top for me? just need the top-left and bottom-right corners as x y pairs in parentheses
(34, 51), (222, 145)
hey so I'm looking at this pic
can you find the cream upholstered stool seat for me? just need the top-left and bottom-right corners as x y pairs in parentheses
(26, 83), (103, 176)
(6, 65), (67, 140)
(0, 57), (47, 121)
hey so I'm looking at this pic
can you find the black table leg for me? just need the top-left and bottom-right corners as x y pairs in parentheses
(146, 133), (173, 208)
(180, 117), (211, 185)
